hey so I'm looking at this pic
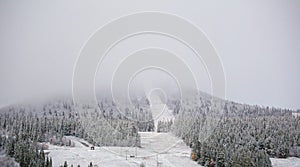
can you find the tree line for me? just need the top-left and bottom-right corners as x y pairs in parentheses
(171, 94), (300, 167)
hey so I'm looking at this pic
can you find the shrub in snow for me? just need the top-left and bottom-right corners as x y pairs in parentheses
(0, 156), (19, 167)
(140, 162), (146, 167)
(289, 146), (300, 158)
(36, 142), (49, 150)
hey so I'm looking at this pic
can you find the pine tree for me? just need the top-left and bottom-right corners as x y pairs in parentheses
(50, 157), (53, 167)
(64, 161), (68, 167)
(217, 152), (225, 167)
(46, 156), (50, 167)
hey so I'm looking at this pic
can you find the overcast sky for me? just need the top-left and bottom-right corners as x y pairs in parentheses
(0, 0), (299, 109)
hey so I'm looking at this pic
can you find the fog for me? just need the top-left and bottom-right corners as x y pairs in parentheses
(0, 0), (299, 109)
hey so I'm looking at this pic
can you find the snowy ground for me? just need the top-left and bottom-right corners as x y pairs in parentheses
(48, 133), (300, 167)
(49, 132), (199, 167)
(49, 94), (195, 166)
(148, 93), (174, 132)
(270, 157), (300, 167)
(48, 95), (300, 167)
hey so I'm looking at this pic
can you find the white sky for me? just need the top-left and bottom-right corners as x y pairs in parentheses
(0, 0), (299, 109)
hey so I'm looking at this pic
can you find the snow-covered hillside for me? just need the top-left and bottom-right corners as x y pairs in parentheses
(48, 133), (300, 167)
(1, 100), (299, 167)
(49, 132), (199, 167)
(148, 93), (174, 132)
(270, 157), (300, 167)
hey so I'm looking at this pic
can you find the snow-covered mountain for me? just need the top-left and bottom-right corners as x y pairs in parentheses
(0, 90), (299, 167)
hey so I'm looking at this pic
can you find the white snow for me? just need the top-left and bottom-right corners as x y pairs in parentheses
(47, 96), (300, 167)
(148, 93), (174, 132)
(270, 157), (300, 167)
(48, 131), (300, 167)
(48, 132), (199, 167)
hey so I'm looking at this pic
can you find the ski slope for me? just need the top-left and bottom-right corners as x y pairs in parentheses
(47, 96), (300, 167)
(148, 93), (174, 132)
(48, 133), (300, 167)
(48, 132), (199, 167)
